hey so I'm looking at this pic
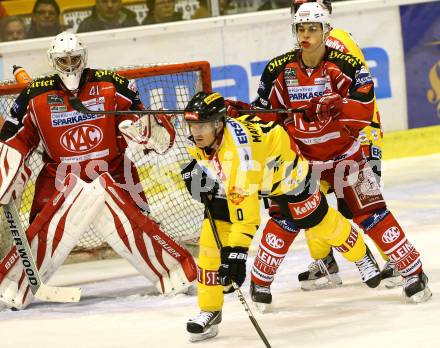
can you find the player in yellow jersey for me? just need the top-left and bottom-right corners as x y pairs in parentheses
(182, 91), (381, 342)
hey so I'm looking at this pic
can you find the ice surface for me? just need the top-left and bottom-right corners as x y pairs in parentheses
(0, 154), (439, 348)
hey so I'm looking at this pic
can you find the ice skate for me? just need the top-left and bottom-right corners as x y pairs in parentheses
(380, 259), (403, 289)
(250, 281), (272, 313)
(298, 250), (342, 291)
(187, 310), (222, 342)
(355, 247), (381, 288)
(403, 272), (432, 303)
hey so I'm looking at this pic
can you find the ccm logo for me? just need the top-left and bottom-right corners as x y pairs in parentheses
(265, 233), (285, 249)
(60, 124), (103, 152)
(288, 190), (321, 219)
(382, 226), (401, 244)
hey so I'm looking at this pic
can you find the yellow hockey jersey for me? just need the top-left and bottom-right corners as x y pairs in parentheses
(186, 115), (309, 249)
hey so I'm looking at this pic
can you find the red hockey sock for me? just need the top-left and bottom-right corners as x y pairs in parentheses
(356, 209), (422, 277)
(251, 218), (299, 286)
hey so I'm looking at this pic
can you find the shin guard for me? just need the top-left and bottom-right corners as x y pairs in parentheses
(251, 218), (299, 286)
(356, 209), (422, 277)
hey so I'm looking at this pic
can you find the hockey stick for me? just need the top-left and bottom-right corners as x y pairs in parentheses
(201, 195), (272, 348)
(3, 201), (81, 303)
(68, 96), (304, 116)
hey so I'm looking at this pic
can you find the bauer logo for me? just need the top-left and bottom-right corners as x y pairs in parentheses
(265, 233), (285, 249)
(60, 124), (103, 153)
(382, 226), (401, 244)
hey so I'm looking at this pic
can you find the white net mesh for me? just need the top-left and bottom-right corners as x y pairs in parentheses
(0, 62), (209, 262)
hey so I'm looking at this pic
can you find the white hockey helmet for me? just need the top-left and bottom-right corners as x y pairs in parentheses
(292, 2), (331, 34)
(47, 31), (87, 91)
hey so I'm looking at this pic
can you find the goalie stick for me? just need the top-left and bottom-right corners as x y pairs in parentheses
(2, 201), (81, 303)
(68, 96), (304, 116)
(202, 195), (272, 348)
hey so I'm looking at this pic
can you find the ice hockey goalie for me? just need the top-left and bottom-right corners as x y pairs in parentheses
(0, 32), (197, 310)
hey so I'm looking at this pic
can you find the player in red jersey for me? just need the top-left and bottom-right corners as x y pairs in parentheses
(0, 32), (196, 309)
(248, 2), (431, 305)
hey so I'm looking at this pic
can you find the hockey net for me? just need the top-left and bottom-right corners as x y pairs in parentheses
(0, 61), (210, 263)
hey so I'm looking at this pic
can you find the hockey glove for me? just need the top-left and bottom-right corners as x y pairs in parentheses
(218, 246), (248, 293)
(306, 92), (343, 124)
(118, 113), (176, 154)
(225, 99), (252, 118)
(181, 159), (219, 203)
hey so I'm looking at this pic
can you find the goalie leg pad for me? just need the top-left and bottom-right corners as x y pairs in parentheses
(0, 143), (25, 205)
(95, 173), (196, 295)
(0, 174), (100, 309)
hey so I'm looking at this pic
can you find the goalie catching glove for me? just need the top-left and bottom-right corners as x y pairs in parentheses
(119, 113), (176, 154)
(306, 92), (343, 124)
(218, 246), (248, 293)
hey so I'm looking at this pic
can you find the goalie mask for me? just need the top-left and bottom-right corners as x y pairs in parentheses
(47, 31), (87, 91)
(184, 92), (226, 150)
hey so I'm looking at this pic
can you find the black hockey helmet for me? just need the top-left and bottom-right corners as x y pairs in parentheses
(291, 0), (333, 15)
(184, 91), (226, 123)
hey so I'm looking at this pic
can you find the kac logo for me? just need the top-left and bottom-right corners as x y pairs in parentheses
(265, 233), (285, 249)
(60, 124), (103, 152)
(382, 226), (401, 244)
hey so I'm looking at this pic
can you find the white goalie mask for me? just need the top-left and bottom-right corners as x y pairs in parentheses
(47, 32), (87, 91)
(292, 2), (331, 35)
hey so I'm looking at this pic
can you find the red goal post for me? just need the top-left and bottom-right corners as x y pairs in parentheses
(0, 61), (211, 263)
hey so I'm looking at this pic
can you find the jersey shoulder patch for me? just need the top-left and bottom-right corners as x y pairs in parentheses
(256, 50), (299, 107)
(26, 74), (58, 99)
(90, 69), (129, 86)
(264, 50), (298, 75)
(326, 48), (363, 70)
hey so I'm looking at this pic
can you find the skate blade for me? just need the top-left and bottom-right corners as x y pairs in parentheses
(383, 276), (404, 289)
(405, 288), (432, 304)
(189, 325), (219, 342)
(300, 274), (342, 291)
(252, 301), (272, 313)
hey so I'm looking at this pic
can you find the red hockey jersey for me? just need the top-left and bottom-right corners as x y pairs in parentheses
(266, 49), (375, 162)
(0, 69), (141, 180)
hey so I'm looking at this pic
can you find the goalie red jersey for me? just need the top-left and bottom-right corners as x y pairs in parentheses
(1, 68), (141, 180)
(268, 48), (375, 162)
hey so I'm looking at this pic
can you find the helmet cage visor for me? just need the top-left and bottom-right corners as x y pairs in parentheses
(51, 48), (86, 75)
(54, 54), (83, 74)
